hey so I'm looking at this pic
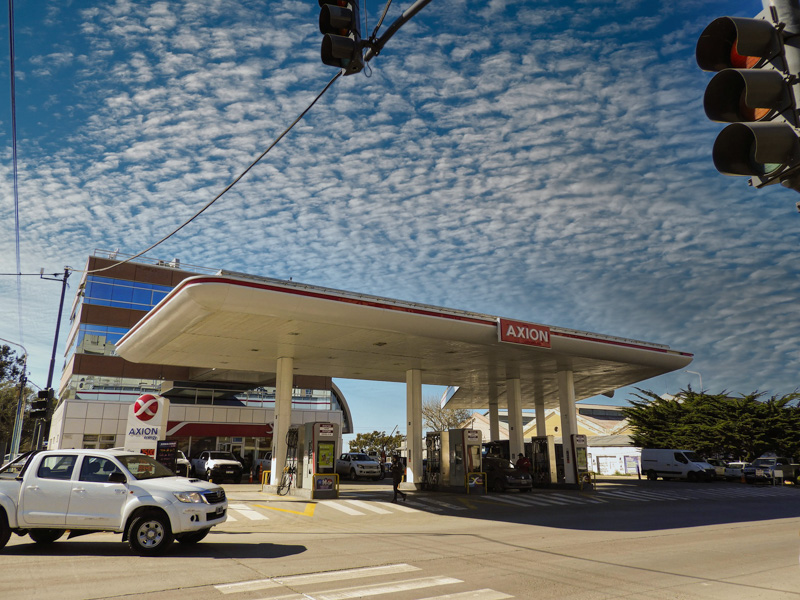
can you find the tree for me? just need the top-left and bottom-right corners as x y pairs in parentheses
(349, 431), (404, 456)
(421, 396), (472, 433)
(0, 345), (24, 382)
(623, 388), (800, 461)
(0, 346), (34, 456)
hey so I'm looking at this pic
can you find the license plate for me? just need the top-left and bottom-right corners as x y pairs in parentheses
(216, 505), (224, 515)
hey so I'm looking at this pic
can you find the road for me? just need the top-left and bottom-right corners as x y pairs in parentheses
(1, 477), (799, 599)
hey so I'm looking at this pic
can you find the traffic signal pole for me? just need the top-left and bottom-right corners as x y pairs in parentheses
(363, 0), (434, 63)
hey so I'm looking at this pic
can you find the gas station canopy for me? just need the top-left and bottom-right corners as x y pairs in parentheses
(116, 274), (693, 409)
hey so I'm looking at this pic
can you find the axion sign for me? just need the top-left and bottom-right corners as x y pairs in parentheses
(133, 394), (160, 422)
(498, 318), (551, 349)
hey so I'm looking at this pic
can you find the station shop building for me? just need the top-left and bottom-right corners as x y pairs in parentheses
(49, 251), (353, 464)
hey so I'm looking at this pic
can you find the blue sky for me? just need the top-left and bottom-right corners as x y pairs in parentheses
(1, 0), (799, 442)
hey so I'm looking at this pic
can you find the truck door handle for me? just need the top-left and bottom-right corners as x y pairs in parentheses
(26, 485), (40, 491)
(73, 487), (87, 493)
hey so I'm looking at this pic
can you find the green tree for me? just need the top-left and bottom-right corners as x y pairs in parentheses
(349, 431), (404, 456)
(0, 346), (34, 455)
(623, 388), (800, 461)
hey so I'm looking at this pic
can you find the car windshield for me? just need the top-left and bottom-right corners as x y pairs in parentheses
(352, 454), (374, 462)
(118, 454), (175, 480)
(683, 452), (701, 462)
(752, 458), (776, 467)
(209, 452), (237, 461)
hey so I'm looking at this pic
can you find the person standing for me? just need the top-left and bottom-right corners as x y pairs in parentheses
(516, 453), (531, 473)
(391, 455), (407, 502)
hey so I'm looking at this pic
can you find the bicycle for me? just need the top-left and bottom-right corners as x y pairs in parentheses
(277, 465), (295, 496)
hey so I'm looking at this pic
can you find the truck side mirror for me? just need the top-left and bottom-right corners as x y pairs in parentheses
(108, 472), (127, 484)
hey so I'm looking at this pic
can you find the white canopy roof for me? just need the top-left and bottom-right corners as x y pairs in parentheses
(116, 274), (692, 410)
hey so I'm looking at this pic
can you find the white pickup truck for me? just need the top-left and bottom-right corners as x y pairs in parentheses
(335, 453), (383, 481)
(191, 451), (243, 483)
(0, 449), (227, 556)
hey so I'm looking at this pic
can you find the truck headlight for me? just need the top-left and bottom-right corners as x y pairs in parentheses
(174, 491), (206, 503)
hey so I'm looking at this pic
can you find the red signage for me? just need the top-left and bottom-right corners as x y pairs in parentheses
(498, 318), (551, 348)
(133, 394), (160, 422)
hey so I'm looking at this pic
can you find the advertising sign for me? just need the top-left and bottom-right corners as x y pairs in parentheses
(156, 440), (178, 472)
(318, 442), (334, 469)
(497, 318), (551, 348)
(124, 394), (170, 457)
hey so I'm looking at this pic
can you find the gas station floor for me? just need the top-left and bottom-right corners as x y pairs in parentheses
(221, 475), (649, 502)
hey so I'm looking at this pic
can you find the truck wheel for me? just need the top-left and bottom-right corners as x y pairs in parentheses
(492, 478), (505, 493)
(175, 528), (210, 544)
(349, 469), (358, 481)
(127, 511), (174, 556)
(0, 510), (10, 550)
(687, 472), (697, 483)
(646, 470), (657, 481)
(234, 476), (242, 484)
(29, 529), (64, 544)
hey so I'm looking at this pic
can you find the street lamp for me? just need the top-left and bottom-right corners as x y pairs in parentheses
(685, 370), (703, 391)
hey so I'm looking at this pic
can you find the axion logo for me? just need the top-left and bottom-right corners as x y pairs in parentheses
(134, 394), (160, 422)
(497, 318), (551, 349)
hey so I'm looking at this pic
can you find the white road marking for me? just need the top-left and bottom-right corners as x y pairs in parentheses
(228, 503), (268, 520)
(215, 563), (420, 594)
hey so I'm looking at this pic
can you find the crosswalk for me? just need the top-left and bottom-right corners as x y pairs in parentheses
(220, 483), (798, 523)
(213, 562), (513, 599)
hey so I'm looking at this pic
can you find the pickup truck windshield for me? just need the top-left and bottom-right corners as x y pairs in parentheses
(208, 452), (238, 461)
(118, 454), (175, 480)
(351, 454), (373, 462)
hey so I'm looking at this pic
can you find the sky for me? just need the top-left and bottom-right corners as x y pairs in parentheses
(1, 0), (799, 444)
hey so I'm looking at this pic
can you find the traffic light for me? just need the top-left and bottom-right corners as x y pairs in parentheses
(319, 0), (364, 75)
(696, 3), (800, 189)
(29, 388), (53, 419)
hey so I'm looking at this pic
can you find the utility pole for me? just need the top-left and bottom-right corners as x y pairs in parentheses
(33, 267), (70, 450)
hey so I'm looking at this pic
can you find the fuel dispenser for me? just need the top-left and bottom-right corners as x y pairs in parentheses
(529, 436), (558, 486)
(297, 422), (340, 499)
(571, 434), (589, 484)
(423, 429), (483, 492)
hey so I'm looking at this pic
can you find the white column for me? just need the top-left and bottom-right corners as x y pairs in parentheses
(270, 356), (293, 486)
(557, 369), (578, 484)
(488, 399), (500, 442)
(535, 396), (547, 437)
(405, 369), (423, 486)
(506, 378), (524, 460)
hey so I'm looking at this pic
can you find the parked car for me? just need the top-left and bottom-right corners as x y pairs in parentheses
(483, 456), (533, 492)
(0, 449), (227, 556)
(743, 456), (797, 484)
(723, 461), (749, 481)
(175, 450), (191, 477)
(335, 453), (382, 481)
(705, 458), (727, 478)
(191, 451), (243, 483)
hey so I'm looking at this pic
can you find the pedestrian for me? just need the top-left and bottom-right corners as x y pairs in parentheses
(515, 453), (531, 473)
(391, 455), (407, 502)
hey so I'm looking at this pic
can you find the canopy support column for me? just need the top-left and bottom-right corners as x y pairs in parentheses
(270, 356), (293, 485)
(405, 368), (423, 488)
(506, 378), (524, 460)
(558, 368), (578, 484)
(488, 398), (500, 442)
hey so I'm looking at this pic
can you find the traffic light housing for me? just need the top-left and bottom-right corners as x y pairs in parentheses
(696, 5), (800, 189)
(319, 0), (364, 75)
(29, 388), (53, 419)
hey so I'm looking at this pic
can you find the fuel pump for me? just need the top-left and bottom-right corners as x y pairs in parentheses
(297, 422), (340, 498)
(571, 434), (589, 485)
(423, 429), (482, 492)
(529, 436), (557, 487)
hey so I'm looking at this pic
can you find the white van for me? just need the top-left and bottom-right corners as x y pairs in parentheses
(640, 449), (716, 482)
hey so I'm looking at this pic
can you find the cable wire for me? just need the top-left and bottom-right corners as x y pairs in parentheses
(83, 71), (343, 276)
(7, 0), (23, 344)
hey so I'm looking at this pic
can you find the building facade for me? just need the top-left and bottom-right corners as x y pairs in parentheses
(50, 250), (353, 463)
